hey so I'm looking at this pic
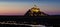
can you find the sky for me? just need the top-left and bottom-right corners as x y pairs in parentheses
(0, 0), (60, 15)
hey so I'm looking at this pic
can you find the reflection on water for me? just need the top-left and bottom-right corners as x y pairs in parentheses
(30, 25), (46, 27)
(0, 21), (53, 27)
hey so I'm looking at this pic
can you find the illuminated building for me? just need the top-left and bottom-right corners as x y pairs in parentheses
(24, 5), (49, 16)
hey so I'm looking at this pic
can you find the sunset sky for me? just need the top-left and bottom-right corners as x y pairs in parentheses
(0, 0), (60, 15)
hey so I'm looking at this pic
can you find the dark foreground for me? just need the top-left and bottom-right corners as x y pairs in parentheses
(0, 15), (60, 27)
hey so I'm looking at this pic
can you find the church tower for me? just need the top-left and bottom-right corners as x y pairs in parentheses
(24, 5), (49, 16)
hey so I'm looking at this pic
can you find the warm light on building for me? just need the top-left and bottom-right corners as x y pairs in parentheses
(31, 8), (40, 13)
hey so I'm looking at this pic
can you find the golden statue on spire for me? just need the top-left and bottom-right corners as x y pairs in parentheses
(34, 5), (37, 8)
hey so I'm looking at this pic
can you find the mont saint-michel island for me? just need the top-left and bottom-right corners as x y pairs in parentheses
(24, 5), (49, 16)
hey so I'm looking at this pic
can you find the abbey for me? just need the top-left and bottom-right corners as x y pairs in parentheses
(24, 5), (49, 16)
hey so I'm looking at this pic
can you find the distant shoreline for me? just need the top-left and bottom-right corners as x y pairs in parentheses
(0, 15), (59, 16)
